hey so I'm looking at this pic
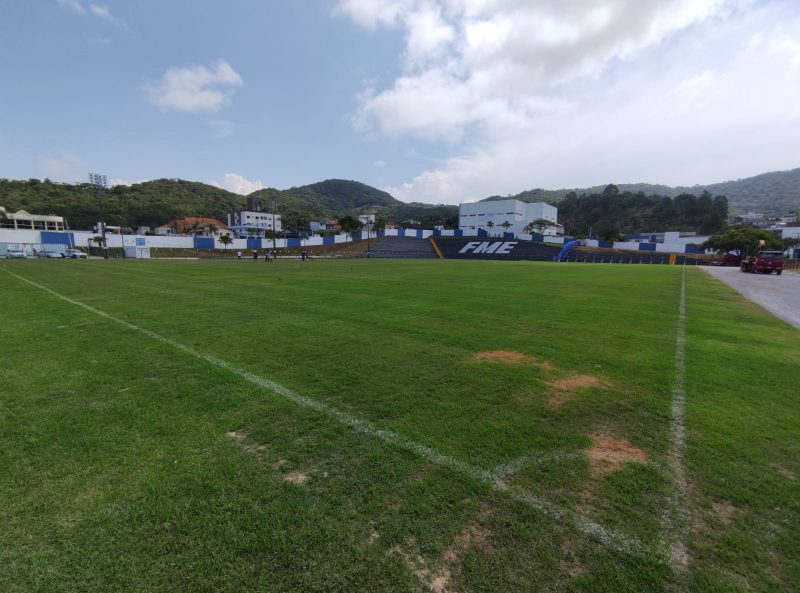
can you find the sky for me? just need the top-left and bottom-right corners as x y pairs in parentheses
(1, 0), (799, 204)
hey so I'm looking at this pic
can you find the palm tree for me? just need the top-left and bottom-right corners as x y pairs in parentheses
(190, 221), (201, 236)
(90, 235), (104, 254)
(486, 220), (495, 235)
(219, 233), (233, 256)
(207, 222), (218, 237)
(501, 220), (512, 234)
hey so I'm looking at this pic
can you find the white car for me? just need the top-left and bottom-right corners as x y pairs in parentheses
(62, 249), (88, 259)
(5, 248), (26, 258)
(37, 249), (63, 259)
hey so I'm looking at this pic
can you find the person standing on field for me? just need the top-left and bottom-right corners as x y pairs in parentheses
(237, 250), (242, 260)
(253, 250), (258, 262)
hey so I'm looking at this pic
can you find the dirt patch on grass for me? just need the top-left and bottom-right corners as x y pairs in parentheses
(712, 500), (738, 525)
(391, 506), (493, 593)
(390, 546), (455, 593)
(226, 430), (268, 454)
(473, 350), (554, 370)
(284, 470), (310, 485)
(549, 375), (605, 391)
(560, 536), (587, 578)
(773, 464), (796, 481)
(586, 434), (647, 475)
(546, 375), (607, 408)
(444, 522), (493, 562)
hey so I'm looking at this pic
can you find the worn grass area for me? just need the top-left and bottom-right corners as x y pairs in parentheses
(0, 259), (797, 592)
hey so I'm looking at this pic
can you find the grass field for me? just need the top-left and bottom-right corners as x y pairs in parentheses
(1, 259), (798, 592)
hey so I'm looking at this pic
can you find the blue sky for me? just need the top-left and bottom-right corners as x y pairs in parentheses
(2, 1), (799, 204)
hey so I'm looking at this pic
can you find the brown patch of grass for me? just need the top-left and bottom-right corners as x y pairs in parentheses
(226, 430), (268, 454)
(586, 434), (647, 475)
(390, 505), (493, 593)
(549, 375), (605, 391)
(473, 350), (554, 370)
(284, 470), (310, 485)
(390, 545), (456, 593)
(546, 374), (608, 408)
(773, 464), (797, 481)
(712, 500), (738, 525)
(560, 536), (587, 578)
(444, 522), (493, 562)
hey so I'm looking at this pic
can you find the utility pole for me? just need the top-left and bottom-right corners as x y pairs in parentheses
(89, 173), (108, 259)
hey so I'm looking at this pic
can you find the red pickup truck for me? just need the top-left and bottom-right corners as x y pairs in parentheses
(740, 250), (784, 275)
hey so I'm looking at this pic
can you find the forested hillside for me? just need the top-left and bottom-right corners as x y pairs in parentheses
(482, 168), (800, 216)
(556, 185), (729, 236)
(0, 177), (456, 231)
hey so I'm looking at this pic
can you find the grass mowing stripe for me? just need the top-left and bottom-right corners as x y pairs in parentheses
(5, 268), (658, 563)
(662, 266), (691, 578)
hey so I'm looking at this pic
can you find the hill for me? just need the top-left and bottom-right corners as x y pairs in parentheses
(0, 177), (456, 231)
(482, 168), (800, 216)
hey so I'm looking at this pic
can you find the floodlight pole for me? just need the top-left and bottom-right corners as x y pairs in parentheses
(271, 199), (277, 253)
(366, 220), (372, 258)
(89, 173), (108, 259)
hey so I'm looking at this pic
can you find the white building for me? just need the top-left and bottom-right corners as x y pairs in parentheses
(782, 227), (800, 240)
(2, 208), (67, 231)
(227, 211), (282, 238)
(458, 199), (559, 236)
(227, 197), (282, 238)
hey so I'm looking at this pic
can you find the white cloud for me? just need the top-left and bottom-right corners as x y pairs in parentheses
(210, 173), (266, 195)
(57, 0), (86, 14)
(146, 59), (243, 113)
(373, 160), (387, 168)
(340, 0), (800, 203)
(209, 119), (234, 138)
(88, 4), (130, 31)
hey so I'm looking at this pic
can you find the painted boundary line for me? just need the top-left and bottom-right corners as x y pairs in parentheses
(5, 269), (657, 562)
(662, 266), (691, 577)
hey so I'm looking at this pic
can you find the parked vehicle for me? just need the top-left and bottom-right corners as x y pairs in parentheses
(62, 249), (88, 259)
(740, 250), (784, 275)
(37, 249), (63, 258)
(5, 248), (26, 258)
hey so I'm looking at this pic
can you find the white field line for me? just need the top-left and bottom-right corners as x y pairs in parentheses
(6, 270), (658, 562)
(662, 267), (691, 577)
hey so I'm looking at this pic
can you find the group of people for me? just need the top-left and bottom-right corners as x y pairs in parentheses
(236, 250), (275, 262)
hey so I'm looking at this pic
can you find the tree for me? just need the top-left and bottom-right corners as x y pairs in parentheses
(207, 222), (218, 237)
(338, 215), (363, 238)
(501, 220), (512, 233)
(598, 229), (623, 242)
(373, 216), (388, 231)
(219, 233), (233, 255)
(486, 220), (495, 234)
(90, 236), (104, 252)
(530, 218), (552, 234)
(702, 227), (784, 256)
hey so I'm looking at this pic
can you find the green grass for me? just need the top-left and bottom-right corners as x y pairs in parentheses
(0, 259), (797, 592)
